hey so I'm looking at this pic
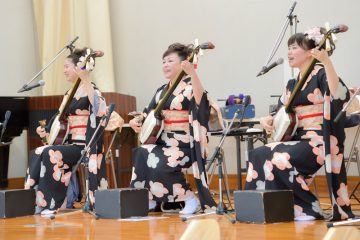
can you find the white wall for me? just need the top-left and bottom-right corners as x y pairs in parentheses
(0, 0), (40, 97)
(109, 0), (359, 114)
(0, 1), (39, 178)
(109, 0), (360, 175)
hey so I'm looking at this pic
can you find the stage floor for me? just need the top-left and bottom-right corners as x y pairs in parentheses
(0, 198), (359, 240)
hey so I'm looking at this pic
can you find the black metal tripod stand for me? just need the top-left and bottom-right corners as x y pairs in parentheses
(70, 103), (115, 219)
(211, 98), (251, 223)
(104, 130), (119, 188)
(69, 120), (105, 219)
(48, 117), (105, 220)
(208, 144), (236, 223)
(207, 147), (232, 214)
(182, 97), (251, 223)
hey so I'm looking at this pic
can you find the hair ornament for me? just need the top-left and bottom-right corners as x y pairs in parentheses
(304, 27), (324, 46)
(78, 48), (95, 71)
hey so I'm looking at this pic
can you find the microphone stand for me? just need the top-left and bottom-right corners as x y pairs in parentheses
(55, 114), (108, 220)
(105, 129), (119, 188)
(334, 88), (360, 123)
(326, 89), (360, 226)
(182, 101), (250, 224)
(17, 36), (79, 93)
(0, 111), (11, 145)
(327, 218), (360, 228)
(258, 1), (299, 77)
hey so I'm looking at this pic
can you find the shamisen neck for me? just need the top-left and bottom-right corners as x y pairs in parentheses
(169, 74), (189, 86)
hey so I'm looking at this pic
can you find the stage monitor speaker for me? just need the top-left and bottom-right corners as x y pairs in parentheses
(234, 190), (294, 223)
(0, 189), (35, 218)
(95, 188), (148, 219)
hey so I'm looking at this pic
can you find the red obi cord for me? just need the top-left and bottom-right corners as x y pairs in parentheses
(297, 112), (323, 120)
(69, 125), (87, 129)
(164, 119), (188, 124)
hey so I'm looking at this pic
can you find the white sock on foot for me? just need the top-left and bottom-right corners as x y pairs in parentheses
(35, 206), (43, 215)
(294, 215), (315, 221)
(41, 209), (56, 215)
(149, 199), (156, 210)
(179, 196), (199, 215)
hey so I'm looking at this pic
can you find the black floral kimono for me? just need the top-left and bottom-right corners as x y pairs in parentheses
(25, 82), (108, 212)
(130, 76), (217, 211)
(245, 66), (354, 220)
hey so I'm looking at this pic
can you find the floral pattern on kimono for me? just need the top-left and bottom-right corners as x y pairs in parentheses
(245, 66), (354, 220)
(25, 82), (108, 211)
(130, 77), (216, 211)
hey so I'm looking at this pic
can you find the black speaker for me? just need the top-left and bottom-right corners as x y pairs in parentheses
(0, 189), (35, 218)
(234, 190), (294, 223)
(95, 188), (148, 219)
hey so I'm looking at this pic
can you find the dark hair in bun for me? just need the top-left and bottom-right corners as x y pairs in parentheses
(287, 27), (335, 56)
(162, 43), (193, 60)
(66, 47), (93, 65)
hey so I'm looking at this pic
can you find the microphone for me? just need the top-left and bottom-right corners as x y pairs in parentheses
(66, 36), (79, 50)
(287, 1), (297, 17)
(256, 58), (284, 77)
(0, 110), (11, 142)
(199, 42), (215, 50)
(243, 95), (251, 108)
(104, 103), (115, 126)
(17, 80), (45, 93)
(330, 24), (349, 34)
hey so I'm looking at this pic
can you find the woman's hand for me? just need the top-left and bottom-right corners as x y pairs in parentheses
(129, 118), (142, 133)
(260, 115), (274, 134)
(74, 64), (91, 83)
(181, 60), (197, 77)
(311, 47), (340, 97)
(36, 126), (47, 138)
(181, 60), (204, 104)
(349, 86), (359, 95)
(311, 48), (331, 65)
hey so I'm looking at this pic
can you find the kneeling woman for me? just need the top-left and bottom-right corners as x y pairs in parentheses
(245, 27), (354, 221)
(129, 43), (216, 214)
(25, 48), (108, 214)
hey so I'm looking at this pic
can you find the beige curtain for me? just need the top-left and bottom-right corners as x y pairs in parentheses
(32, 0), (115, 95)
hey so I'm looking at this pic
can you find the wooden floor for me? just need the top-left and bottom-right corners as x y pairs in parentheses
(0, 211), (338, 240)
(1, 175), (359, 239)
(0, 196), (359, 240)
